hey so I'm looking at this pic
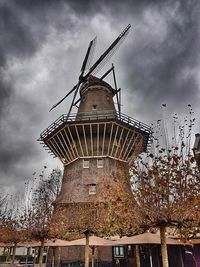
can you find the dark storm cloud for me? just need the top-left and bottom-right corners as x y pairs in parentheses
(0, 0), (57, 191)
(118, 0), (200, 120)
(0, 0), (94, 192)
(0, 3), (38, 59)
(0, 1), (38, 187)
(0, 0), (45, 119)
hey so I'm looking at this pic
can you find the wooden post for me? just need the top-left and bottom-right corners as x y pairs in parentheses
(160, 226), (169, 267)
(85, 232), (90, 267)
(55, 247), (61, 267)
(149, 247), (153, 267)
(11, 243), (17, 266)
(33, 247), (38, 267)
(135, 245), (140, 267)
(52, 247), (55, 267)
(179, 247), (184, 267)
(6, 247), (11, 262)
(39, 239), (45, 267)
(91, 246), (95, 267)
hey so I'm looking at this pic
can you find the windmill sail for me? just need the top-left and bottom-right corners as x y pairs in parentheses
(83, 37), (97, 74)
(50, 24), (131, 113)
(80, 37), (97, 77)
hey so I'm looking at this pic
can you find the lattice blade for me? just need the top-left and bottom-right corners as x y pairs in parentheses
(85, 24), (131, 78)
(80, 37), (97, 77)
(49, 83), (78, 111)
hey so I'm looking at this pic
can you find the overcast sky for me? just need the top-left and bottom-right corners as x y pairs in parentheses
(0, 0), (200, 195)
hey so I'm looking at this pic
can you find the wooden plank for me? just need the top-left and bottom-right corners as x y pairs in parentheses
(82, 125), (89, 156)
(115, 126), (124, 158)
(119, 129), (130, 159)
(63, 128), (76, 159)
(90, 124), (94, 156)
(110, 124), (119, 156)
(48, 139), (65, 164)
(122, 131), (135, 160)
(102, 123), (107, 156)
(126, 134), (143, 161)
(51, 136), (67, 162)
(67, 126), (79, 157)
(75, 125), (84, 157)
(59, 131), (73, 162)
(107, 123), (114, 155)
(97, 123), (99, 156)
(56, 132), (71, 162)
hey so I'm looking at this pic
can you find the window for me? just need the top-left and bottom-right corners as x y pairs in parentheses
(113, 246), (125, 258)
(89, 184), (96, 195)
(83, 159), (89, 168)
(92, 105), (97, 110)
(97, 158), (103, 168)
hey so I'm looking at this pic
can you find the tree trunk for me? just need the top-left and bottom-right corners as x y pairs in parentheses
(135, 245), (140, 267)
(33, 247), (38, 267)
(85, 232), (90, 267)
(149, 248), (153, 267)
(160, 226), (169, 267)
(6, 247), (10, 262)
(39, 239), (45, 267)
(91, 246), (95, 267)
(26, 247), (30, 264)
(179, 247), (184, 267)
(11, 243), (17, 266)
(52, 247), (55, 267)
(54, 247), (61, 267)
(3, 247), (6, 255)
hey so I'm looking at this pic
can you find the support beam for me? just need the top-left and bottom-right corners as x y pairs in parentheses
(63, 128), (77, 159)
(107, 123), (114, 155)
(82, 125), (89, 156)
(67, 127), (79, 158)
(75, 125), (84, 157)
(119, 129), (131, 159)
(102, 123), (107, 156)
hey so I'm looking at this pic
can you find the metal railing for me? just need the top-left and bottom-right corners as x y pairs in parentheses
(0, 263), (34, 267)
(39, 112), (152, 141)
(58, 261), (113, 267)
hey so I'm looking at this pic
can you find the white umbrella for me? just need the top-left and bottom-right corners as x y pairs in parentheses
(69, 236), (115, 246)
(17, 239), (70, 247)
(113, 232), (184, 245)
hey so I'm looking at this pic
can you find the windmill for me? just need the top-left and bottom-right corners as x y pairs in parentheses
(39, 24), (151, 254)
(50, 24), (131, 116)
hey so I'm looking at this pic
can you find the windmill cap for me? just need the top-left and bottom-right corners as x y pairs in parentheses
(80, 75), (114, 96)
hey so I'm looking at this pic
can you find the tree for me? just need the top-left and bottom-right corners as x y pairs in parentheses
(24, 168), (62, 267)
(0, 194), (28, 264)
(0, 193), (7, 219)
(103, 108), (200, 267)
(131, 147), (199, 267)
(0, 193), (7, 235)
(99, 176), (141, 237)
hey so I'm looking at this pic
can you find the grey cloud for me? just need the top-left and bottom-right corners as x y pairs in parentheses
(0, 0), (80, 194)
(119, 0), (200, 120)
(0, 4), (37, 59)
(0, 0), (47, 121)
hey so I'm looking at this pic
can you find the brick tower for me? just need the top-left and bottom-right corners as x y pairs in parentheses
(39, 75), (151, 231)
(39, 25), (151, 233)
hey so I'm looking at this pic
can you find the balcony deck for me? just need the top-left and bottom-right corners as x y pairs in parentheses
(39, 112), (152, 141)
